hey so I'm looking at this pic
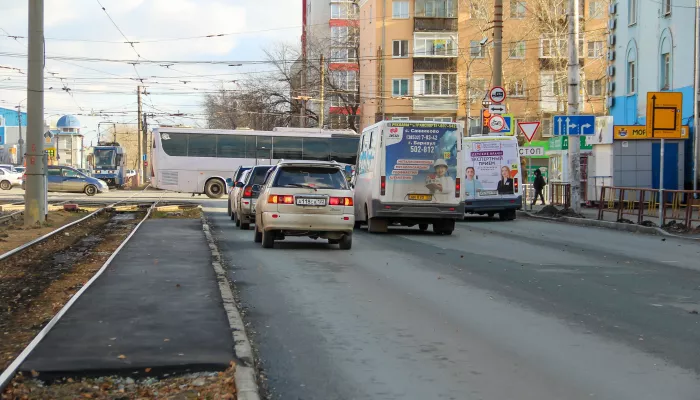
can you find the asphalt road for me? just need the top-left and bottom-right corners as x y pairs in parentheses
(204, 202), (700, 400)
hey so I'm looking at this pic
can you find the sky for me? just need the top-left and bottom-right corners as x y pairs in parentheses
(0, 0), (302, 144)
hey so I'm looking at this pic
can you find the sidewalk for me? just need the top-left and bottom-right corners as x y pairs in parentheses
(20, 219), (235, 378)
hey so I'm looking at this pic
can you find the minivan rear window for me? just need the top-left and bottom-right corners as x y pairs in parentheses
(248, 166), (273, 185)
(274, 167), (348, 190)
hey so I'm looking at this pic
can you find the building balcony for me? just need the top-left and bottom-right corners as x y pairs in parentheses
(412, 96), (458, 111)
(414, 17), (458, 32)
(413, 58), (457, 72)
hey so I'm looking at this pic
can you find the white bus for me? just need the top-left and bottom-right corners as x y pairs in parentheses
(151, 127), (360, 198)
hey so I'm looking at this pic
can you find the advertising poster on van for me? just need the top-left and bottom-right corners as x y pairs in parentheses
(384, 122), (460, 205)
(463, 138), (519, 199)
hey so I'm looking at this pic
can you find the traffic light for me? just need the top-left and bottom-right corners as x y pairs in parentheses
(481, 109), (491, 135)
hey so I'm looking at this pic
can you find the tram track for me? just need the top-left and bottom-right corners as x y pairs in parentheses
(0, 188), (169, 393)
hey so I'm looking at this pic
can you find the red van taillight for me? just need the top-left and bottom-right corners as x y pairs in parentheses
(380, 176), (386, 196)
(514, 177), (519, 193)
(329, 197), (353, 206)
(455, 178), (461, 198)
(269, 195), (294, 204)
(243, 186), (254, 197)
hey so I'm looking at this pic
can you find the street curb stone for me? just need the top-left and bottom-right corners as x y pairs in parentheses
(201, 216), (260, 400)
(517, 211), (700, 241)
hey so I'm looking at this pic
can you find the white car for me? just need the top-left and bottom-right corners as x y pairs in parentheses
(230, 166), (273, 230)
(0, 167), (23, 190)
(253, 161), (355, 249)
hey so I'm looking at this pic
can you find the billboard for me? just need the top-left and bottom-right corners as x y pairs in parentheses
(463, 137), (520, 199)
(384, 122), (460, 205)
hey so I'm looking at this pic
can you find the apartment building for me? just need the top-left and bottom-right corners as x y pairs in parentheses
(300, 0), (361, 130)
(358, 0), (607, 136)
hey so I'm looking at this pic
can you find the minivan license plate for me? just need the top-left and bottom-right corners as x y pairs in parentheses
(296, 197), (326, 206)
(408, 194), (432, 201)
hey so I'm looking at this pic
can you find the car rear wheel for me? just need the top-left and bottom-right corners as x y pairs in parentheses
(235, 214), (241, 227)
(368, 218), (388, 233)
(418, 224), (429, 231)
(339, 233), (352, 250)
(254, 225), (262, 243)
(227, 201), (232, 216)
(204, 179), (225, 199)
(433, 220), (455, 235)
(262, 229), (275, 248)
(0, 180), (11, 190)
(240, 220), (250, 230)
(84, 184), (97, 196)
(328, 238), (340, 244)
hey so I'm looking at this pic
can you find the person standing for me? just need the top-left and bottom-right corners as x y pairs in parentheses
(532, 168), (546, 205)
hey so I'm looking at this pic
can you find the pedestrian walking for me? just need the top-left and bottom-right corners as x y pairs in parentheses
(532, 169), (546, 206)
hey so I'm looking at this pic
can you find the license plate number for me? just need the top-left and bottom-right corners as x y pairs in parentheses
(408, 194), (432, 201)
(296, 198), (327, 206)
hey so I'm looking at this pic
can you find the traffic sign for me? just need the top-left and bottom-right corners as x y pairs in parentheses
(646, 92), (683, 138)
(517, 121), (540, 142)
(488, 86), (506, 103)
(519, 147), (545, 157)
(552, 115), (595, 136)
(614, 125), (689, 140)
(488, 115), (506, 132)
(488, 104), (506, 114)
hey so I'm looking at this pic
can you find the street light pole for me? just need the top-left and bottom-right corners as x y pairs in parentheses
(15, 100), (25, 165)
(24, 0), (47, 225)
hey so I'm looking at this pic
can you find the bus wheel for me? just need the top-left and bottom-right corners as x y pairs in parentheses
(204, 179), (225, 198)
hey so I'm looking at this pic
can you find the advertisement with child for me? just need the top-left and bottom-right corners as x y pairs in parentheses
(384, 122), (460, 205)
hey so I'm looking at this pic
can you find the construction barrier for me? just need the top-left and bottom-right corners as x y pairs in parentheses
(597, 186), (700, 229)
(550, 182), (571, 209)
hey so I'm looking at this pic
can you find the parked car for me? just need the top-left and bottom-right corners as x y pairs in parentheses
(228, 169), (250, 220)
(254, 161), (354, 249)
(230, 165), (273, 230)
(21, 166), (108, 196)
(14, 167), (25, 174)
(0, 164), (17, 173)
(229, 166), (252, 193)
(0, 167), (23, 190)
(78, 168), (93, 177)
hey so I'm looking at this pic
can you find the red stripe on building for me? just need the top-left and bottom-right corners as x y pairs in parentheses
(329, 19), (359, 27)
(329, 63), (360, 71)
(329, 107), (361, 115)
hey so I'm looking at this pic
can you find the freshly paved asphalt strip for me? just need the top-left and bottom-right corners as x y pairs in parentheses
(21, 219), (235, 377)
(206, 205), (700, 400)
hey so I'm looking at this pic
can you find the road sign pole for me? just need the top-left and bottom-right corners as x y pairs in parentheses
(659, 139), (665, 226)
(529, 156), (532, 210)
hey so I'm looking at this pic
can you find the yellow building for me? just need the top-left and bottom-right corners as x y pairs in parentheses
(358, 0), (608, 138)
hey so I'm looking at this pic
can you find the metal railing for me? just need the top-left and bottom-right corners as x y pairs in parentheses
(597, 186), (700, 228)
(549, 182), (571, 208)
(523, 183), (550, 209)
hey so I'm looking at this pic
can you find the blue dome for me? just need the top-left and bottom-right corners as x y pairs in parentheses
(56, 114), (81, 129)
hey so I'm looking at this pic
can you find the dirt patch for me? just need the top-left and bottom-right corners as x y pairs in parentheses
(535, 205), (560, 217)
(0, 212), (142, 374)
(640, 220), (658, 227)
(152, 207), (202, 219)
(535, 205), (586, 219)
(662, 220), (690, 234)
(2, 363), (236, 399)
(0, 211), (88, 254)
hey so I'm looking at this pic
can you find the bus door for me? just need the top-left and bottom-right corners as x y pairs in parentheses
(256, 136), (272, 165)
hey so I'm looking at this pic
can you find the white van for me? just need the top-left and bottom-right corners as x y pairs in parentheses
(353, 121), (464, 234)
(462, 135), (522, 220)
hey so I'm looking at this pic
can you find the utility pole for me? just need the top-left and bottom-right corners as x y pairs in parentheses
(319, 54), (325, 128)
(381, 0), (387, 120)
(24, 0), (47, 225)
(492, 0), (503, 87)
(142, 112), (148, 184)
(16, 106), (23, 165)
(567, 0), (581, 212)
(693, 0), (699, 194)
(137, 85), (143, 185)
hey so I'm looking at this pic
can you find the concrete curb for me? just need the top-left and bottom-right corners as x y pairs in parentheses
(201, 216), (260, 400)
(517, 211), (700, 241)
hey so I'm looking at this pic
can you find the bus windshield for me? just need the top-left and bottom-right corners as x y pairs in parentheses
(94, 149), (116, 168)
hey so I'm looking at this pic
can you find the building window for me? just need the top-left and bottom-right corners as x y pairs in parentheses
(586, 79), (603, 96)
(472, 78), (487, 93)
(470, 41), (486, 58)
(331, 1), (358, 19)
(331, 26), (358, 46)
(587, 41), (604, 58)
(541, 73), (564, 97)
(392, 1), (409, 19)
(329, 93), (359, 107)
(510, 0), (526, 18)
(509, 41), (526, 58)
(469, 1), (488, 18)
(627, 61), (636, 94)
(392, 116), (410, 120)
(589, 1), (603, 18)
(415, 0), (457, 18)
(424, 117), (453, 122)
(392, 40), (408, 58)
(332, 70), (358, 91)
(415, 36), (457, 57)
(507, 80), (526, 97)
(663, 0), (671, 15)
(628, 0), (637, 25)
(392, 79), (409, 96)
(661, 53), (671, 89)
(415, 73), (458, 96)
(540, 37), (566, 58)
(331, 47), (358, 62)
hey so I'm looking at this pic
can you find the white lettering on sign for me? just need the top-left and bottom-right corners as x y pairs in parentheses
(489, 86), (506, 103)
(518, 147), (545, 157)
